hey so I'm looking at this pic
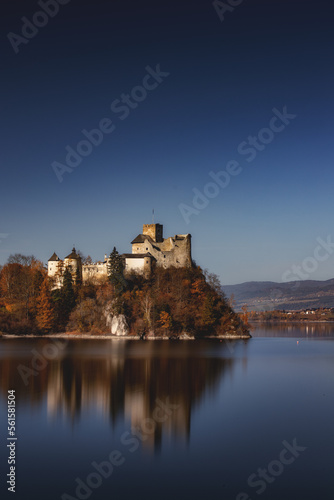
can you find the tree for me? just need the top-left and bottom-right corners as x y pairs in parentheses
(75, 265), (82, 289)
(83, 255), (93, 265)
(191, 277), (206, 299)
(54, 267), (76, 330)
(76, 250), (86, 261)
(0, 258), (45, 319)
(67, 298), (106, 333)
(0, 263), (23, 304)
(241, 304), (250, 328)
(139, 289), (153, 330)
(204, 269), (225, 298)
(7, 254), (36, 266)
(36, 277), (55, 333)
(228, 293), (236, 308)
(107, 247), (125, 294)
(202, 294), (218, 328)
(158, 311), (173, 333)
(62, 267), (76, 309)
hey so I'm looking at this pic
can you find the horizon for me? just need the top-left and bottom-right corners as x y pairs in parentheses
(3, 239), (334, 288)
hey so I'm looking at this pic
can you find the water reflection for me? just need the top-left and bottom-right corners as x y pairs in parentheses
(0, 339), (248, 452)
(251, 321), (334, 337)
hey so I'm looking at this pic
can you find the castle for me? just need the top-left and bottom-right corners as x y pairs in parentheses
(48, 223), (192, 285)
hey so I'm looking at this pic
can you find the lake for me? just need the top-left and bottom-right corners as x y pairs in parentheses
(1, 324), (334, 500)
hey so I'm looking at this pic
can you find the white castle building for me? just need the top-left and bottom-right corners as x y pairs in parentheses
(48, 223), (192, 285)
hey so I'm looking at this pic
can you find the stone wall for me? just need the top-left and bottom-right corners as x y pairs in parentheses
(48, 255), (109, 287)
(132, 233), (191, 269)
(82, 263), (108, 283)
(143, 223), (163, 242)
(48, 224), (192, 284)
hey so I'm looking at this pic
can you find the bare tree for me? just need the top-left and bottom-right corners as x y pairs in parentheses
(7, 254), (36, 266)
(83, 255), (93, 265)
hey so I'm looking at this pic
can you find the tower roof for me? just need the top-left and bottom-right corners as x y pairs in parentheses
(65, 247), (80, 260)
(48, 252), (60, 262)
(131, 234), (154, 244)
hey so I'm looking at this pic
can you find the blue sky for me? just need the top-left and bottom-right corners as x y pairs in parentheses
(1, 0), (334, 284)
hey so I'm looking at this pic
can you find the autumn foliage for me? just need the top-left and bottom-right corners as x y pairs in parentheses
(0, 255), (45, 334)
(36, 277), (55, 333)
(115, 265), (249, 338)
(0, 254), (249, 338)
(0, 254), (77, 335)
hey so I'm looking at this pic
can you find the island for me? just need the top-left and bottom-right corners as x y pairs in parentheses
(0, 223), (250, 339)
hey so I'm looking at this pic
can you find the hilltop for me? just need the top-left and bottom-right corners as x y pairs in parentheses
(0, 254), (250, 339)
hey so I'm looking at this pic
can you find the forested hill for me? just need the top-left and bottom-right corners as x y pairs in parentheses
(0, 253), (250, 338)
(222, 278), (334, 311)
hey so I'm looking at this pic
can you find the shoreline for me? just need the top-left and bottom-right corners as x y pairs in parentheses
(250, 320), (334, 324)
(0, 333), (251, 341)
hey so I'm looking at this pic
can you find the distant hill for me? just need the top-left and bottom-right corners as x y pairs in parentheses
(221, 278), (334, 311)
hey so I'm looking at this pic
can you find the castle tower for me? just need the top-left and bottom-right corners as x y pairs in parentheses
(48, 252), (61, 278)
(128, 223), (192, 273)
(63, 247), (82, 283)
(142, 223), (163, 243)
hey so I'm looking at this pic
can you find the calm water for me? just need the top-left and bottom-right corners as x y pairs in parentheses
(1, 325), (334, 500)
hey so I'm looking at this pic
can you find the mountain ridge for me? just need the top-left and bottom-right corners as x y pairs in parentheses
(221, 278), (334, 311)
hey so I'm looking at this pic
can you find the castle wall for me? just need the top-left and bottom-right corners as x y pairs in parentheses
(131, 234), (191, 269)
(124, 256), (152, 276)
(64, 257), (80, 275)
(48, 260), (63, 288)
(143, 223), (163, 242)
(125, 257), (145, 273)
(48, 225), (191, 284)
(48, 260), (61, 278)
(82, 263), (108, 283)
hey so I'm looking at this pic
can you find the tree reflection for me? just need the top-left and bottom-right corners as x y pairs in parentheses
(0, 339), (246, 452)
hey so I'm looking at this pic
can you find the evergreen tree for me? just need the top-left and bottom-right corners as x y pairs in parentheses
(62, 267), (76, 309)
(55, 267), (76, 329)
(107, 247), (125, 294)
(36, 277), (55, 333)
(75, 265), (82, 289)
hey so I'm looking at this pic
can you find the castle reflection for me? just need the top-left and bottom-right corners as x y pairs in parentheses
(0, 339), (247, 452)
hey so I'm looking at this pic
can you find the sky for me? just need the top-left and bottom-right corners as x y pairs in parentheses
(1, 0), (334, 285)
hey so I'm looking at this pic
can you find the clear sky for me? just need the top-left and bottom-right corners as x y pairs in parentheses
(1, 0), (334, 285)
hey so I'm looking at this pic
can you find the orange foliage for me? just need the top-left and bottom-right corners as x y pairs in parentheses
(36, 277), (55, 333)
(158, 311), (173, 330)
